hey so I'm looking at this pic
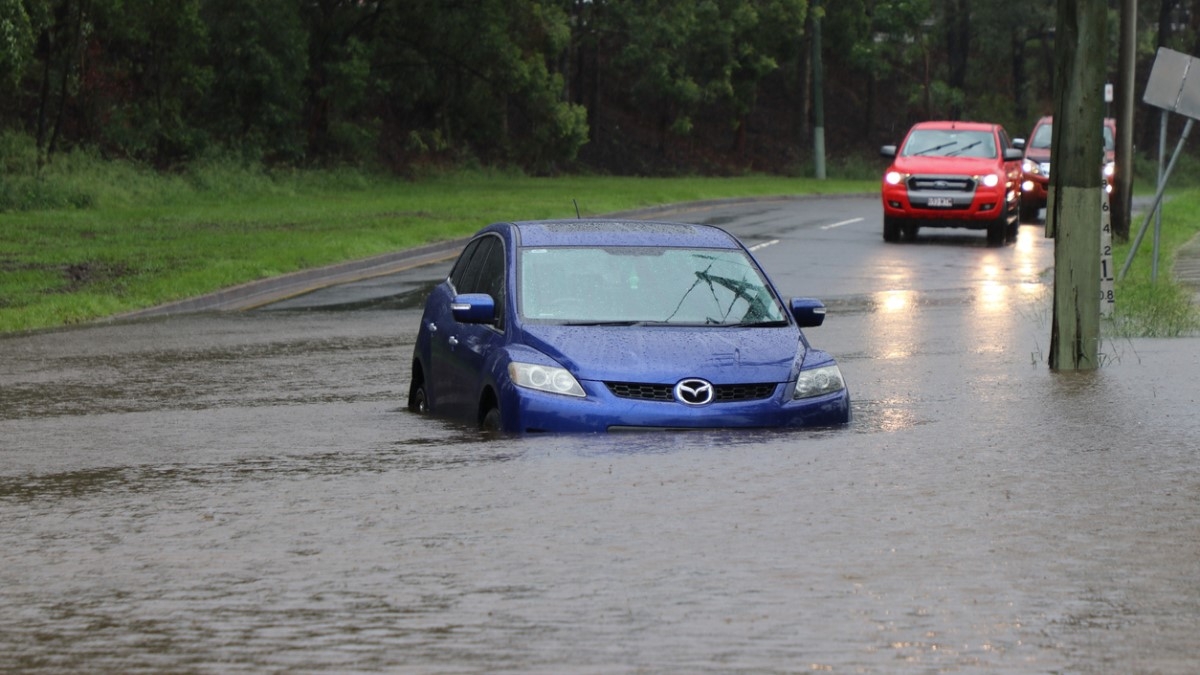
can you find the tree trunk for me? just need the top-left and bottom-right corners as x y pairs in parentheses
(944, 0), (971, 118)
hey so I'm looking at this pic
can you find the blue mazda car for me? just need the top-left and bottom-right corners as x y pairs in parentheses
(408, 219), (850, 433)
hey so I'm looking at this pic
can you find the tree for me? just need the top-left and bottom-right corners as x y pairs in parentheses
(199, 0), (306, 162)
(0, 0), (33, 90)
(84, 0), (211, 164)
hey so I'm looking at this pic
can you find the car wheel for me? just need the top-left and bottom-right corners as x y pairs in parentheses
(883, 217), (901, 243)
(1020, 202), (1039, 223)
(481, 406), (502, 432)
(1006, 218), (1020, 242)
(986, 217), (1007, 247)
(408, 373), (428, 414)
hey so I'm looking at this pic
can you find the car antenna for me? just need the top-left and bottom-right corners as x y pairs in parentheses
(573, 199), (581, 219)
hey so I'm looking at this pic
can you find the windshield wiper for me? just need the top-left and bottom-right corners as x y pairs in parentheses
(737, 319), (789, 327)
(912, 141), (959, 156)
(946, 140), (983, 156)
(558, 320), (643, 326)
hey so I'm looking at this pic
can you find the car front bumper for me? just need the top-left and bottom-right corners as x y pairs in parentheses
(505, 382), (851, 433)
(881, 184), (1014, 227)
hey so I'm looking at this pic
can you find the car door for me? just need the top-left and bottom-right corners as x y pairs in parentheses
(426, 237), (482, 414)
(438, 234), (507, 420)
(998, 126), (1023, 209)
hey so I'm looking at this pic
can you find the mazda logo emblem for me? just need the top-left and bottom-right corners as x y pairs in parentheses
(674, 378), (715, 406)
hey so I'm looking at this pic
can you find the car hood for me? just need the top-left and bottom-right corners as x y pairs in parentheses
(891, 155), (1003, 174)
(517, 324), (804, 383)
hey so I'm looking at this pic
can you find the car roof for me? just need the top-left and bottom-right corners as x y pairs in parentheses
(909, 120), (999, 132)
(504, 219), (743, 249)
(1030, 115), (1116, 128)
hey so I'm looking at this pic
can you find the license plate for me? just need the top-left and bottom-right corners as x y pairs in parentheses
(927, 197), (954, 208)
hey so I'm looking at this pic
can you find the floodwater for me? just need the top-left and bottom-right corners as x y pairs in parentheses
(3, 220), (1200, 672)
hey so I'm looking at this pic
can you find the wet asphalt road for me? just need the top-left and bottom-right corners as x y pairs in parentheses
(2, 197), (1200, 673)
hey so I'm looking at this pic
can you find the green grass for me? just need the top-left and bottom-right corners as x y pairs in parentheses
(1110, 188), (1200, 337)
(0, 161), (873, 333)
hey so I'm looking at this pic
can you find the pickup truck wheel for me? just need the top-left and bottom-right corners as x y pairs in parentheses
(1020, 201), (1039, 223)
(986, 217), (1007, 247)
(883, 217), (902, 243)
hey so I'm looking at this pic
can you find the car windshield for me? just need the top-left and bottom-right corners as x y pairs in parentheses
(518, 246), (787, 326)
(902, 129), (997, 158)
(1031, 122), (1116, 152)
(1031, 123), (1053, 149)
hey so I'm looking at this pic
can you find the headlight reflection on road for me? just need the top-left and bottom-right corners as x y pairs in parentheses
(876, 289), (916, 314)
(976, 260), (1008, 314)
(870, 289), (919, 360)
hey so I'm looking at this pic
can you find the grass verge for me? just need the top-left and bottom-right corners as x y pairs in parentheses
(0, 165), (873, 333)
(1110, 188), (1200, 337)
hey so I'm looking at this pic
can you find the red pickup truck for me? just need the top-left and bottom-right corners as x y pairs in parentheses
(880, 120), (1024, 247)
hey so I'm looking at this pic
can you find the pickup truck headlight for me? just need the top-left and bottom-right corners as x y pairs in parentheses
(885, 171), (904, 185)
(981, 173), (1001, 188)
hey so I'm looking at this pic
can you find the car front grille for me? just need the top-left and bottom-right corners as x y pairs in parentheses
(907, 175), (976, 192)
(606, 381), (778, 402)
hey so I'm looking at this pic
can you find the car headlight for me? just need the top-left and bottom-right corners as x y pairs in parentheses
(981, 173), (1001, 188)
(884, 171), (904, 185)
(1103, 162), (1115, 178)
(1022, 159), (1039, 174)
(509, 361), (585, 397)
(793, 365), (846, 400)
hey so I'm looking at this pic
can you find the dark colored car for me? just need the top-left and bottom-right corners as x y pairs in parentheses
(1020, 115), (1118, 222)
(408, 219), (851, 433)
(880, 120), (1024, 247)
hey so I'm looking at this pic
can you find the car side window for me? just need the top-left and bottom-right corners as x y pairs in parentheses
(449, 239), (483, 292)
(452, 235), (506, 329)
(475, 240), (506, 327)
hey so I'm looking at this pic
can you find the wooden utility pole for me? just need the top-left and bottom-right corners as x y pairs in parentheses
(1112, 0), (1137, 241)
(1048, 0), (1107, 371)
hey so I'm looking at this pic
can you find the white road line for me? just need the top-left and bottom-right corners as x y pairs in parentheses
(749, 239), (779, 251)
(821, 217), (864, 230)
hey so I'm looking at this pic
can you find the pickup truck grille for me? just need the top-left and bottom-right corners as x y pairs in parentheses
(907, 175), (976, 192)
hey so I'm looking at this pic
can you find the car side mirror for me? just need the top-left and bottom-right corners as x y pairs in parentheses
(451, 293), (496, 324)
(1003, 148), (1023, 161)
(880, 145), (897, 159)
(1012, 138), (1026, 150)
(790, 297), (826, 327)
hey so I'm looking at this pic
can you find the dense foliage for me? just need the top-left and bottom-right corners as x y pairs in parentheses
(0, 0), (1197, 177)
